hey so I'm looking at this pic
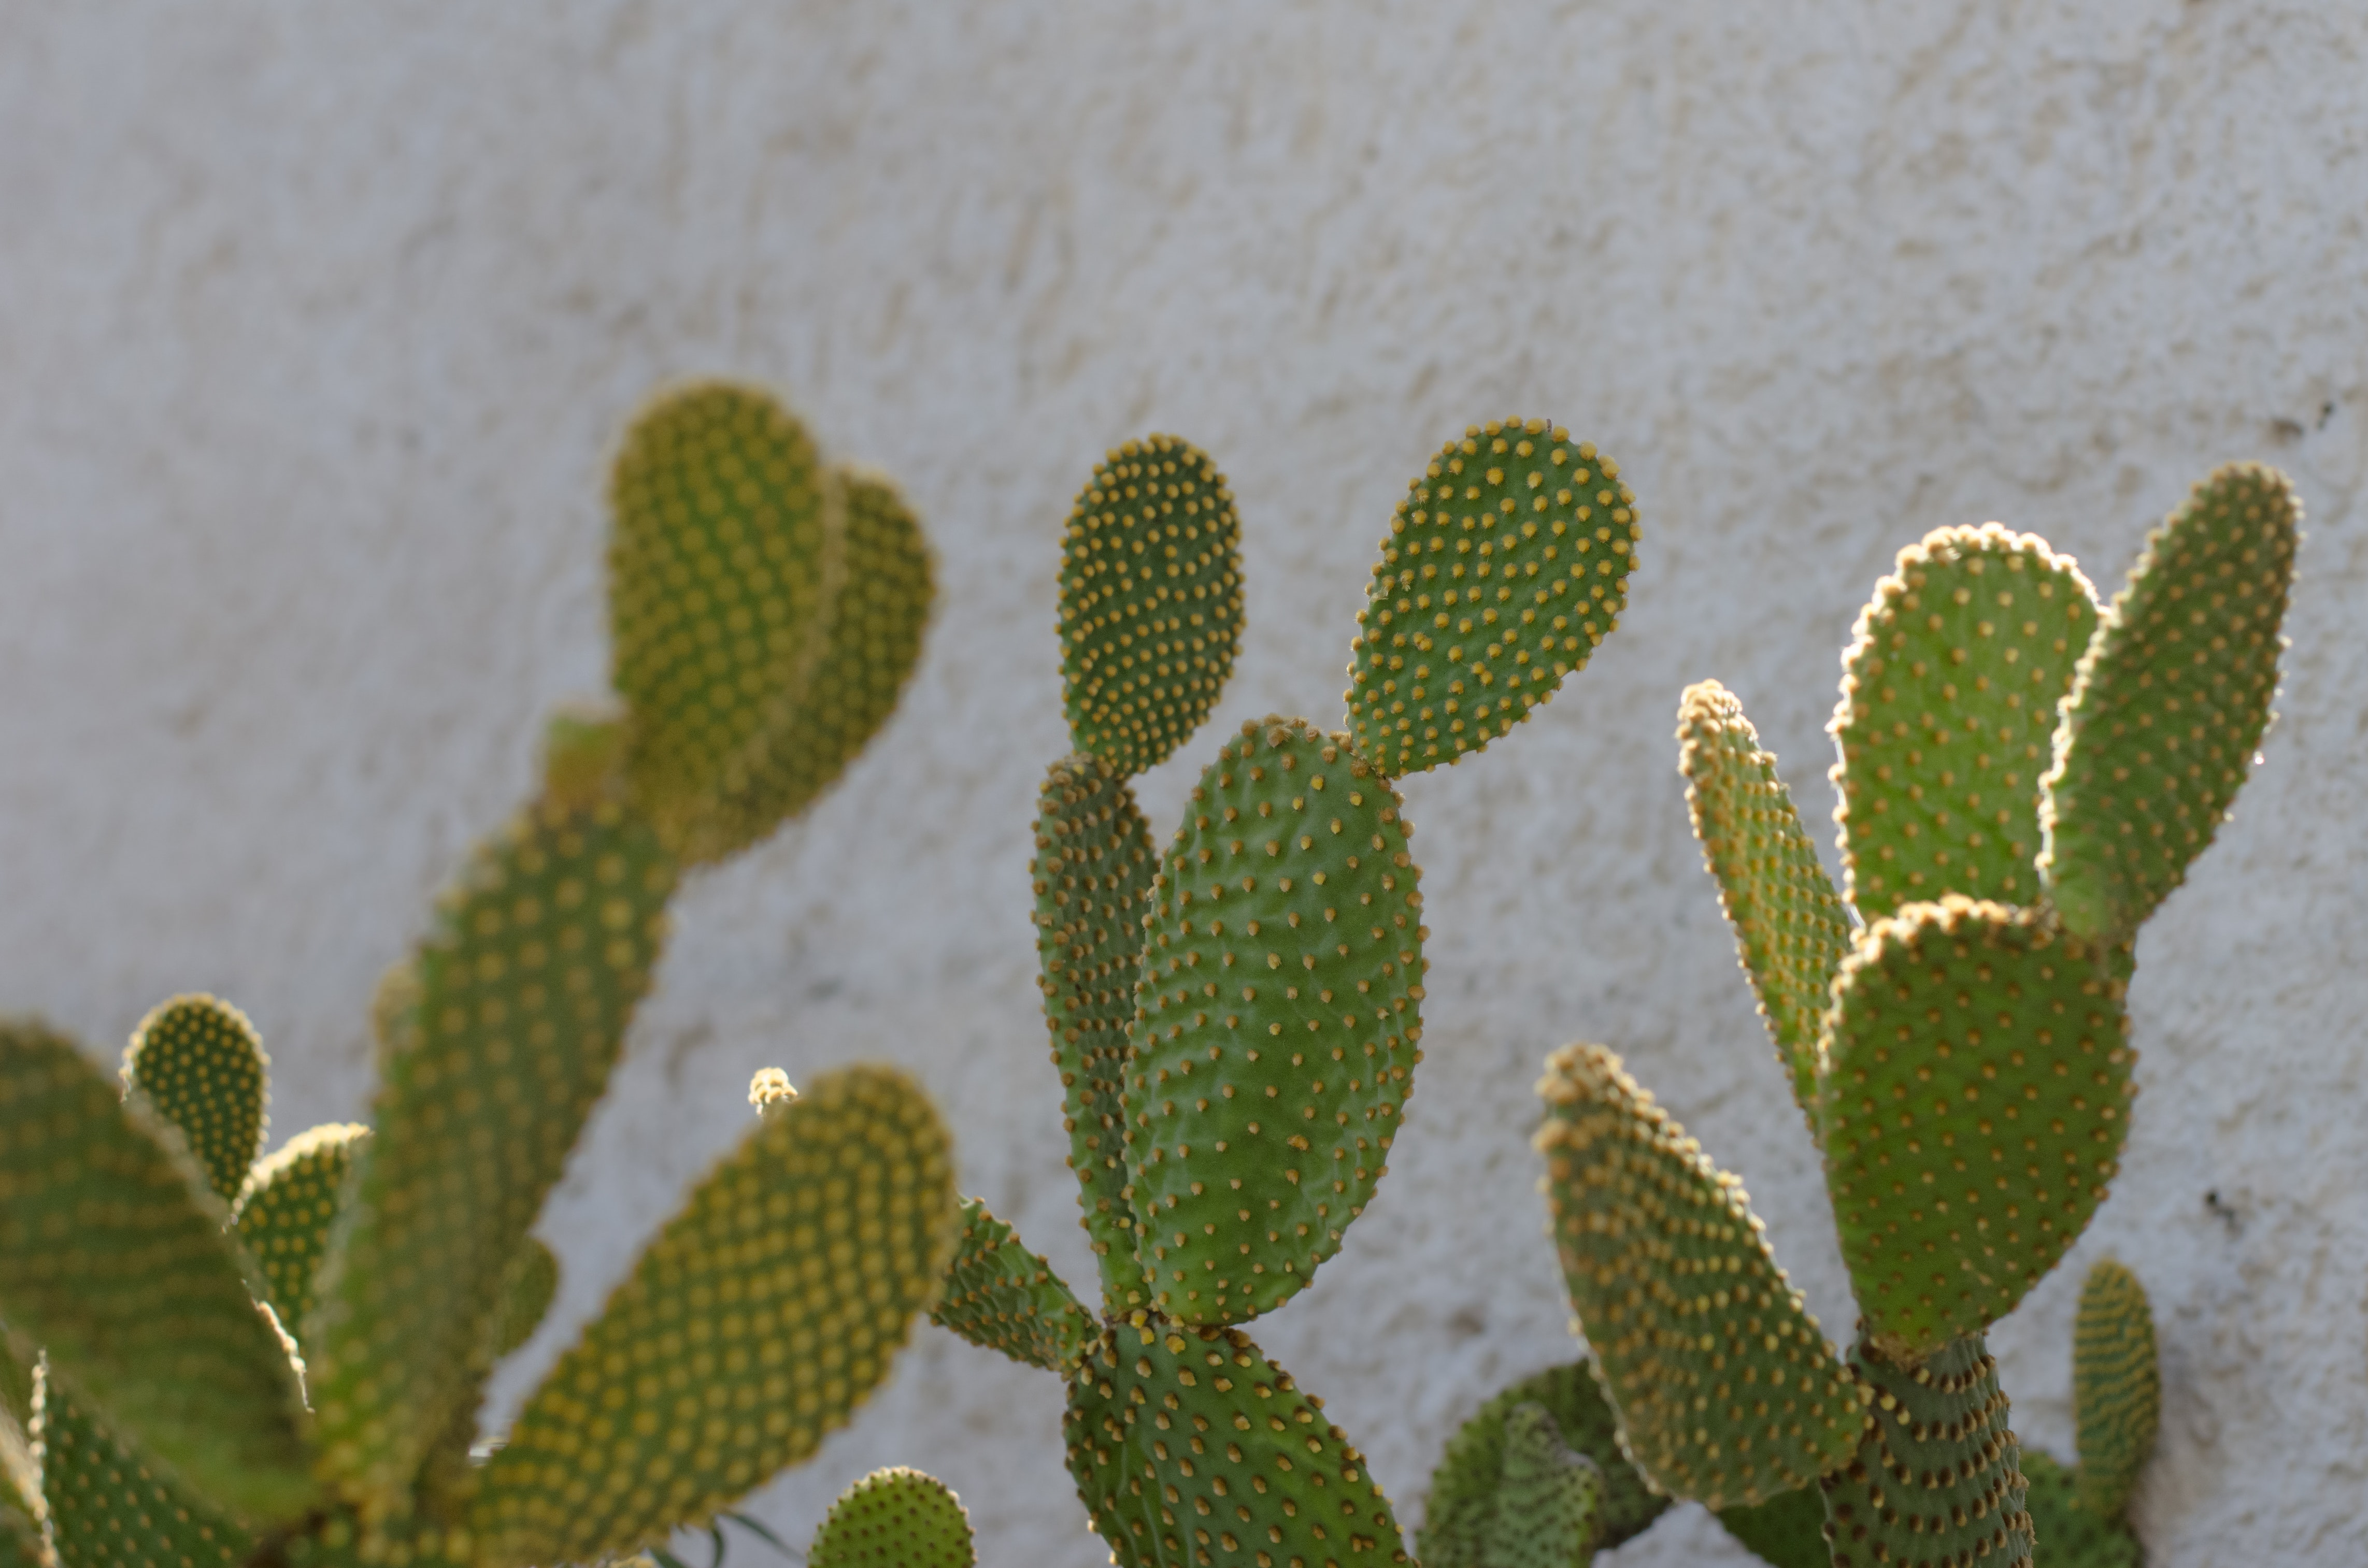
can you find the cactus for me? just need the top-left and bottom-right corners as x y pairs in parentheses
(0, 382), (965, 1568)
(920, 418), (1641, 1568)
(806, 1468), (976, 1568)
(1518, 464), (2293, 1566)
(1417, 1364), (1670, 1568)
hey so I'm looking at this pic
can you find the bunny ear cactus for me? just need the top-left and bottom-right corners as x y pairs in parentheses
(807, 1468), (976, 1568)
(1527, 463), (2293, 1567)
(1418, 1362), (1669, 1566)
(2071, 1259), (2159, 1522)
(121, 994), (269, 1207)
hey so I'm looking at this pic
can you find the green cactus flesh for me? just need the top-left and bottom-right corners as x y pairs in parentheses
(1676, 681), (1855, 1128)
(1125, 718), (1426, 1326)
(1533, 1044), (1863, 1509)
(232, 1123), (369, 1342)
(120, 995), (269, 1207)
(0, 1494), (32, 1568)
(1031, 753), (1160, 1310)
(2071, 1259), (2158, 1521)
(1347, 421), (1637, 776)
(608, 381), (841, 864)
(1447, 1403), (1603, 1568)
(474, 1064), (956, 1567)
(2017, 1449), (2139, 1568)
(1831, 525), (2098, 920)
(0, 1020), (312, 1522)
(1056, 435), (1245, 777)
(929, 1196), (1095, 1374)
(1063, 1319), (1407, 1568)
(492, 1237), (561, 1361)
(1818, 1334), (2032, 1568)
(1816, 897), (2132, 1360)
(807, 1467), (976, 1568)
(37, 1363), (251, 1568)
(307, 798), (677, 1513)
(2040, 462), (2300, 940)
(1713, 1483), (1832, 1568)
(1418, 1360), (1669, 1563)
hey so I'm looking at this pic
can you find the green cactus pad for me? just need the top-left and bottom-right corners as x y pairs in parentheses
(37, 1363), (251, 1568)
(2017, 1449), (2139, 1568)
(492, 1238), (561, 1361)
(1056, 435), (1244, 776)
(119, 995), (270, 1208)
(1347, 420), (1638, 776)
(1534, 1044), (1863, 1509)
(1440, 1402), (1602, 1568)
(2072, 1260), (2158, 1520)
(808, 1467), (976, 1568)
(307, 798), (677, 1512)
(1063, 1319), (1408, 1568)
(1031, 753), (1160, 1311)
(1125, 717), (1426, 1326)
(0, 1020), (312, 1523)
(2039, 463), (2300, 940)
(1831, 526), (2099, 919)
(1417, 1360), (1668, 1562)
(1818, 1334), (2032, 1568)
(0, 1494), (32, 1568)
(1676, 681), (1856, 1127)
(474, 1064), (956, 1566)
(929, 1196), (1095, 1374)
(232, 1123), (369, 1342)
(608, 381), (843, 864)
(1714, 1483), (1832, 1568)
(1817, 897), (2132, 1360)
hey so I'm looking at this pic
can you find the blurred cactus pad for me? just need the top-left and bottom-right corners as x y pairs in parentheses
(1519, 463), (2294, 1566)
(0, 381), (978, 1568)
(918, 417), (1642, 1568)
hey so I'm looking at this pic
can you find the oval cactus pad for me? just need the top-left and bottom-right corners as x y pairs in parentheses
(809, 1468), (975, 1568)
(2041, 462), (2300, 940)
(930, 1196), (1096, 1375)
(2072, 1259), (2159, 1520)
(1817, 898), (2132, 1360)
(1535, 1044), (1864, 1509)
(1057, 435), (1244, 776)
(233, 1122), (370, 1341)
(1125, 718), (1426, 1325)
(1347, 420), (1637, 775)
(1831, 525), (2098, 919)
(120, 994), (269, 1207)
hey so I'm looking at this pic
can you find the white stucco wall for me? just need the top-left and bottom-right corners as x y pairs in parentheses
(3, 4), (2362, 1563)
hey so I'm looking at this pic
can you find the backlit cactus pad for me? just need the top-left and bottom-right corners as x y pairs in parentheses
(121, 993), (268, 1207)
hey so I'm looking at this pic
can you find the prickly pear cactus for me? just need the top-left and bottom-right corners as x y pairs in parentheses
(121, 994), (268, 1206)
(2071, 1259), (2159, 1522)
(808, 1468), (976, 1568)
(1418, 1360), (1668, 1564)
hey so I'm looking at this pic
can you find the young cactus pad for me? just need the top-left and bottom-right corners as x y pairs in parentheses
(1347, 420), (1638, 775)
(1475, 1405), (1603, 1568)
(1815, 897), (2132, 1360)
(1533, 1044), (1862, 1509)
(807, 1467), (976, 1568)
(2041, 462), (2300, 940)
(1124, 717), (1426, 1325)
(120, 994), (268, 1207)
(474, 1064), (956, 1567)
(1030, 752), (1160, 1309)
(1418, 1361), (1669, 1563)
(929, 1196), (1095, 1374)
(232, 1123), (369, 1338)
(1056, 435), (1244, 777)
(1063, 1321), (1407, 1568)
(0, 1021), (313, 1523)
(1818, 1334), (2032, 1568)
(2071, 1259), (2159, 1520)
(1675, 681), (1854, 1127)
(1830, 525), (2098, 919)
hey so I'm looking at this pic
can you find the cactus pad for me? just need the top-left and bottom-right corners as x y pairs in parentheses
(474, 1064), (955, 1566)
(1818, 1334), (2032, 1568)
(1831, 526), (2098, 919)
(37, 1364), (251, 1568)
(1063, 1319), (1408, 1568)
(2017, 1449), (2139, 1568)
(1057, 435), (1244, 775)
(1125, 718), (1426, 1325)
(120, 995), (269, 1207)
(308, 799), (677, 1512)
(232, 1123), (369, 1343)
(1534, 1044), (1863, 1509)
(2071, 1260), (2158, 1520)
(493, 1238), (561, 1361)
(2040, 462), (2300, 939)
(1713, 1484), (1833, 1568)
(1817, 897), (2132, 1359)
(929, 1196), (1095, 1374)
(807, 1467), (976, 1568)
(1422, 1402), (1601, 1568)
(1676, 682), (1855, 1126)
(0, 1495), (31, 1568)
(608, 381), (843, 863)
(1418, 1360), (1668, 1561)
(1347, 421), (1638, 775)
(1031, 753), (1160, 1310)
(0, 1020), (312, 1522)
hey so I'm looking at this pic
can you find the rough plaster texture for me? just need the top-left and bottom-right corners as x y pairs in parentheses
(2, 4), (2363, 1563)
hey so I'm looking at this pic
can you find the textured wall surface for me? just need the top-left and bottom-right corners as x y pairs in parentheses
(3, 4), (2363, 1563)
